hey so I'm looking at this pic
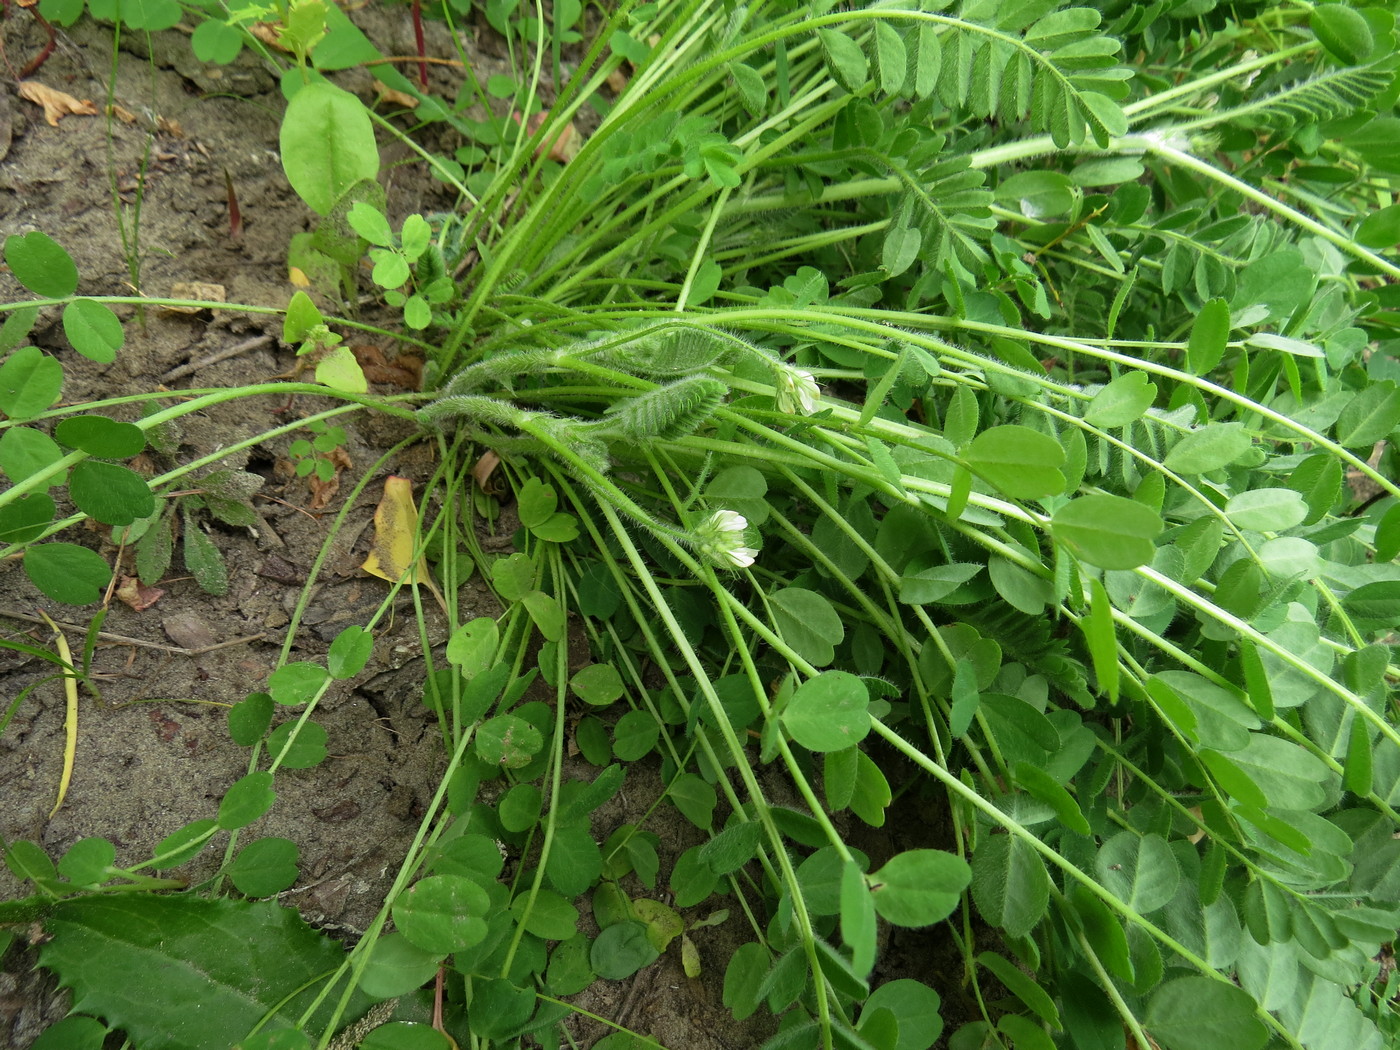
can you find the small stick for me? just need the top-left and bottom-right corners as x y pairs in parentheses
(0, 608), (265, 656)
(160, 334), (274, 384)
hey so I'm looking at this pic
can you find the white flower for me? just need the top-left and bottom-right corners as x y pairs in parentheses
(696, 510), (758, 569)
(774, 365), (821, 415)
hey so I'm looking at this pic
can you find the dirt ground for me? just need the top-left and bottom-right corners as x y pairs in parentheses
(0, 8), (968, 1049)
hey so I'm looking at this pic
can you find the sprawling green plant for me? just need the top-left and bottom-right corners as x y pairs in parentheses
(5, 1), (1400, 1048)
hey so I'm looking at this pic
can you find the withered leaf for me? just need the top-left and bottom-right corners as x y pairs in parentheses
(19, 81), (98, 127)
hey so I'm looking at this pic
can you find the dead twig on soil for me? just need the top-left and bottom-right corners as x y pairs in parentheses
(0, 609), (265, 656)
(160, 334), (275, 384)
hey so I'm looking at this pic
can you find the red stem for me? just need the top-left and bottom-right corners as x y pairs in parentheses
(20, 8), (56, 78)
(412, 0), (428, 88)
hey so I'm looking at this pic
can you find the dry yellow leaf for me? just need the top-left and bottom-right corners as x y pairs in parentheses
(19, 81), (98, 127)
(361, 476), (433, 587)
(373, 80), (419, 109)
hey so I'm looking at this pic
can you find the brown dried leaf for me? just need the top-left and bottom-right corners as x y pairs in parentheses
(373, 80), (419, 109)
(156, 116), (185, 138)
(107, 104), (139, 124)
(19, 81), (98, 127)
(249, 22), (291, 50)
(116, 575), (165, 612)
(472, 450), (505, 494)
(511, 109), (581, 163)
(351, 344), (422, 389)
(308, 446), (352, 511)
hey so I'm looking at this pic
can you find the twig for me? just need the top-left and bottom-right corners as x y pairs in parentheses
(160, 334), (275, 384)
(0, 608), (266, 655)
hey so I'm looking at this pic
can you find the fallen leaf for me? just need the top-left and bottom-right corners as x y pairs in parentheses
(249, 22), (291, 50)
(288, 266), (312, 288)
(373, 80), (419, 109)
(511, 109), (581, 163)
(116, 575), (165, 612)
(308, 446), (352, 511)
(107, 103), (139, 124)
(156, 115), (184, 138)
(19, 81), (98, 126)
(351, 344), (422, 389)
(361, 476), (434, 587)
(472, 450), (506, 496)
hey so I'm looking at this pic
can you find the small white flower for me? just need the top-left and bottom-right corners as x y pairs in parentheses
(774, 365), (821, 415)
(696, 510), (758, 569)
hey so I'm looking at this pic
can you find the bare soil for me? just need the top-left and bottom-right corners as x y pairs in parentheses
(0, 9), (966, 1049)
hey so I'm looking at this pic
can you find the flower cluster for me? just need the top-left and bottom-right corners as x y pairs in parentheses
(694, 510), (757, 569)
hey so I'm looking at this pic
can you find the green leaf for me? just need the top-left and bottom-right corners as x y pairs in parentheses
(591, 921), (659, 980)
(612, 708), (659, 760)
(30, 1016), (108, 1050)
(861, 979), (941, 1050)
(1013, 762), (1091, 835)
(995, 170), (1075, 218)
(1375, 502), (1400, 562)
(227, 837), (299, 897)
(963, 425), (1065, 500)
(358, 1023), (452, 1050)
(1187, 298), (1230, 376)
(476, 714), (543, 769)
(327, 625), (372, 679)
(55, 415), (145, 458)
(347, 200), (395, 246)
(314, 344), (368, 394)
(228, 693), (274, 746)
(730, 61), (767, 116)
(182, 513), (229, 595)
(873, 21), (907, 94)
(949, 657), (980, 737)
(699, 820), (763, 875)
(899, 563), (982, 605)
(522, 590), (564, 641)
(571, 662), (625, 706)
(447, 617), (500, 678)
(266, 720), (328, 769)
(267, 662), (329, 705)
(40, 896), (372, 1050)
(0, 346), (63, 419)
(978, 951), (1061, 1030)
(770, 587), (845, 667)
(0, 492), (57, 545)
(190, 17), (244, 63)
(783, 671), (871, 752)
(817, 28), (870, 93)
(1144, 976), (1267, 1050)
(218, 771), (276, 830)
(868, 850), (971, 927)
(1163, 423), (1253, 474)
(0, 426), (64, 487)
(1095, 831), (1178, 913)
(4, 231), (79, 297)
(283, 291), (323, 343)
(24, 542), (111, 605)
(1083, 577), (1119, 701)
(62, 300), (124, 364)
(357, 932), (443, 999)
(1335, 381), (1400, 447)
(58, 837), (116, 887)
(1357, 203), (1400, 249)
(971, 835), (1049, 940)
(1224, 488), (1307, 532)
(1311, 3), (1374, 63)
(280, 81), (380, 216)
(68, 461), (154, 526)
(1052, 494), (1162, 569)
(394, 874), (491, 953)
